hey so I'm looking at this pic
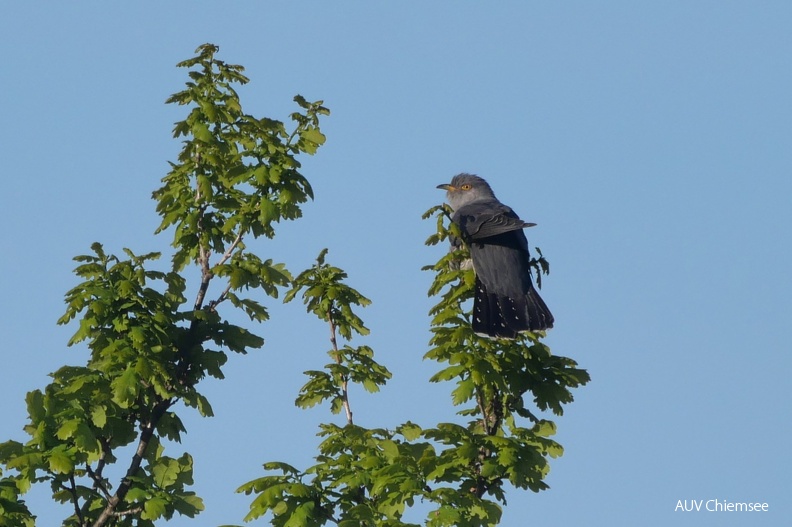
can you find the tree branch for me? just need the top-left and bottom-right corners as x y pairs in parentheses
(91, 398), (173, 527)
(66, 473), (85, 526)
(86, 463), (111, 500)
(94, 438), (110, 481)
(215, 229), (244, 269)
(113, 506), (143, 517)
(328, 310), (353, 426)
(194, 242), (212, 311)
(475, 389), (490, 433)
(206, 229), (245, 311)
(207, 280), (233, 313)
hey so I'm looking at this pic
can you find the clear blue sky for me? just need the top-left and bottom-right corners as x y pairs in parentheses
(1, 3), (790, 526)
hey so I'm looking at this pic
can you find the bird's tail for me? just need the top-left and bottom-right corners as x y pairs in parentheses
(472, 279), (553, 338)
(523, 284), (554, 331)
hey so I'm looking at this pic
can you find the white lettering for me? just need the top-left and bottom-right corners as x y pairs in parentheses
(675, 500), (703, 512)
(704, 499), (769, 512)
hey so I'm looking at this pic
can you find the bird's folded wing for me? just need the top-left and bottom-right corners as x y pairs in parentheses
(457, 209), (535, 240)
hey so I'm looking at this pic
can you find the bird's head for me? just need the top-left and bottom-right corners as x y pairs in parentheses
(436, 173), (496, 210)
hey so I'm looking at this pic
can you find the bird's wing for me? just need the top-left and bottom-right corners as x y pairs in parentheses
(454, 201), (535, 240)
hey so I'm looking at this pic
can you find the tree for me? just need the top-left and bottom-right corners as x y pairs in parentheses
(233, 210), (589, 527)
(0, 43), (329, 527)
(0, 43), (588, 527)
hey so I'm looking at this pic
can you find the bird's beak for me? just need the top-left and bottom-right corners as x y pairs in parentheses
(436, 183), (454, 191)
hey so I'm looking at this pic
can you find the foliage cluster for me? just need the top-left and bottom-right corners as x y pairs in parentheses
(233, 208), (589, 527)
(0, 44), (328, 527)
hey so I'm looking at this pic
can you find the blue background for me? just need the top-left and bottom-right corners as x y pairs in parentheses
(1, 3), (790, 526)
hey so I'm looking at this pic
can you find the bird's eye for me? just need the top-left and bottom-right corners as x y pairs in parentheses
(460, 184), (472, 190)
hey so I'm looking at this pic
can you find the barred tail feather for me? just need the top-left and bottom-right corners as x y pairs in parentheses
(524, 285), (554, 331)
(472, 279), (553, 338)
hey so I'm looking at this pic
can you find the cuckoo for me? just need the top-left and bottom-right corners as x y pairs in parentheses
(437, 173), (554, 338)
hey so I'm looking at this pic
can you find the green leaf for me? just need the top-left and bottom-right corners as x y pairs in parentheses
(55, 419), (80, 441)
(261, 461), (299, 475)
(192, 122), (212, 142)
(258, 199), (278, 225)
(397, 422), (423, 441)
(361, 379), (380, 393)
(48, 447), (74, 474)
(380, 439), (399, 461)
(111, 367), (139, 407)
(173, 492), (205, 518)
(153, 457), (180, 488)
(195, 393), (214, 417)
(300, 127), (325, 144)
(0, 441), (23, 464)
(284, 501), (316, 527)
(272, 500), (288, 515)
(532, 420), (557, 437)
(451, 377), (475, 406)
(91, 406), (107, 428)
(142, 496), (168, 520)
(73, 422), (99, 454)
(24, 390), (45, 423)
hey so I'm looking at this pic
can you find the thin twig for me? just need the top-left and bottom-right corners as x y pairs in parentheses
(66, 474), (85, 526)
(328, 309), (353, 426)
(86, 464), (111, 500)
(207, 229), (244, 311)
(216, 229), (244, 268)
(208, 282), (234, 312)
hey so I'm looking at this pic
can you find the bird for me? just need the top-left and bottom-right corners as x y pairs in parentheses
(436, 173), (554, 338)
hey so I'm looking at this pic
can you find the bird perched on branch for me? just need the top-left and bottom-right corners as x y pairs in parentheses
(437, 173), (553, 338)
